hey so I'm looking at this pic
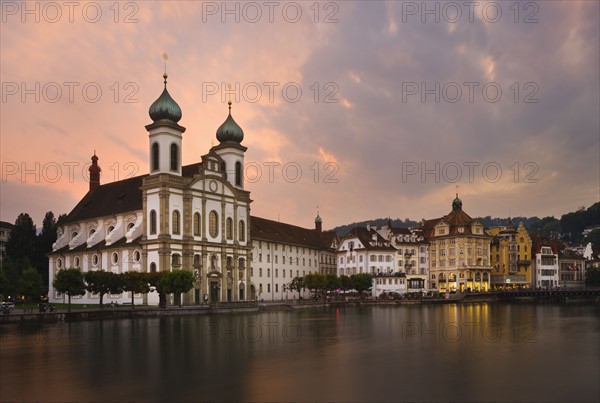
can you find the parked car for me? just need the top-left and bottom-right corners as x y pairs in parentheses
(1, 301), (15, 310)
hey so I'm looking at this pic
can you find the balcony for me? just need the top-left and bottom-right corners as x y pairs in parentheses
(518, 260), (531, 266)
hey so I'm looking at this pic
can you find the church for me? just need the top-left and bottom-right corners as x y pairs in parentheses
(48, 72), (337, 305)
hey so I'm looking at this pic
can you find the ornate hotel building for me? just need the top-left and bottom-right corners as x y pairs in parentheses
(421, 195), (492, 292)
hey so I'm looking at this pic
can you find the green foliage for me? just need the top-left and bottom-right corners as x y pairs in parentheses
(0, 267), (9, 299)
(34, 212), (58, 285)
(584, 229), (600, 246)
(339, 275), (352, 291)
(561, 202), (600, 243)
(121, 271), (150, 307)
(84, 270), (123, 307)
(585, 267), (600, 287)
(350, 273), (373, 297)
(161, 270), (195, 307)
(325, 274), (340, 291)
(53, 268), (86, 311)
(289, 276), (305, 298)
(304, 273), (326, 296)
(18, 267), (44, 302)
(5, 213), (36, 263)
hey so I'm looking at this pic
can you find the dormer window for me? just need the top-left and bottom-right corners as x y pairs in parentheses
(71, 231), (78, 240)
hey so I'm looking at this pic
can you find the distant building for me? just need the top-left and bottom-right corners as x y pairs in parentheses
(376, 223), (428, 291)
(582, 224), (600, 237)
(0, 221), (15, 267)
(250, 215), (338, 301)
(372, 274), (406, 298)
(531, 244), (559, 288)
(421, 195), (492, 292)
(489, 221), (533, 289)
(558, 249), (586, 287)
(336, 225), (396, 277)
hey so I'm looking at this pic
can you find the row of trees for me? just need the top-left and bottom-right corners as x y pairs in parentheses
(288, 273), (373, 300)
(52, 268), (195, 311)
(0, 264), (44, 304)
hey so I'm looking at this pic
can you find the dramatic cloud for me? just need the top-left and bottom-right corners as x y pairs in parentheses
(1, 1), (598, 229)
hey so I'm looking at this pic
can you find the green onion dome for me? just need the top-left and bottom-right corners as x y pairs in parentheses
(149, 73), (182, 123)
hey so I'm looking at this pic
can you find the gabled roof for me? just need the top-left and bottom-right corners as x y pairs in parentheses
(0, 221), (15, 230)
(62, 163), (203, 224)
(342, 227), (395, 251)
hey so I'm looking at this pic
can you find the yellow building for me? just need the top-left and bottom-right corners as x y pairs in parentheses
(421, 195), (492, 292)
(489, 221), (533, 289)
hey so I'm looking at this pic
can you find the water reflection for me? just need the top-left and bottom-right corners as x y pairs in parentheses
(1, 304), (598, 402)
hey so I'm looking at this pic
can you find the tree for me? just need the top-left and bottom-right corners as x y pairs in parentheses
(161, 270), (195, 307)
(289, 276), (305, 299)
(121, 271), (150, 307)
(84, 270), (123, 307)
(0, 267), (9, 301)
(304, 273), (326, 300)
(53, 268), (86, 311)
(147, 271), (167, 308)
(325, 274), (340, 299)
(18, 267), (44, 303)
(585, 267), (600, 287)
(35, 211), (58, 285)
(5, 213), (37, 264)
(585, 229), (600, 246)
(350, 273), (373, 298)
(0, 257), (23, 298)
(339, 275), (352, 293)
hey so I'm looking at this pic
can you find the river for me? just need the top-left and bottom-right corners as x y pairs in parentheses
(1, 303), (598, 402)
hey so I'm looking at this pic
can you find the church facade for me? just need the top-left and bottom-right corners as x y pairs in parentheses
(48, 73), (331, 305)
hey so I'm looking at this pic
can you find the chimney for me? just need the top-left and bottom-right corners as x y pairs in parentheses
(89, 151), (101, 191)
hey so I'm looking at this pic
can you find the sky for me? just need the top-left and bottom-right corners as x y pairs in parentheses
(1, 0), (599, 230)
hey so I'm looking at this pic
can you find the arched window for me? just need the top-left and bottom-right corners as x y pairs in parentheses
(226, 256), (233, 268)
(209, 211), (219, 238)
(226, 217), (233, 240)
(150, 210), (157, 235)
(152, 143), (159, 171)
(172, 253), (181, 267)
(238, 220), (245, 241)
(221, 161), (227, 179)
(193, 213), (201, 236)
(112, 252), (119, 265)
(193, 254), (200, 267)
(239, 258), (245, 269)
(172, 210), (180, 235)
(235, 161), (242, 186)
(170, 143), (178, 171)
(150, 262), (157, 273)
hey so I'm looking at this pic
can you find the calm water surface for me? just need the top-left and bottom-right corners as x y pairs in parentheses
(1, 303), (599, 402)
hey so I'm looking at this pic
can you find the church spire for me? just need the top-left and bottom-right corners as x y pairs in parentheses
(89, 150), (101, 191)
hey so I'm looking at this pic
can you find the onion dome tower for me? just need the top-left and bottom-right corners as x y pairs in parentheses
(89, 151), (101, 191)
(212, 101), (247, 189)
(145, 57), (186, 176)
